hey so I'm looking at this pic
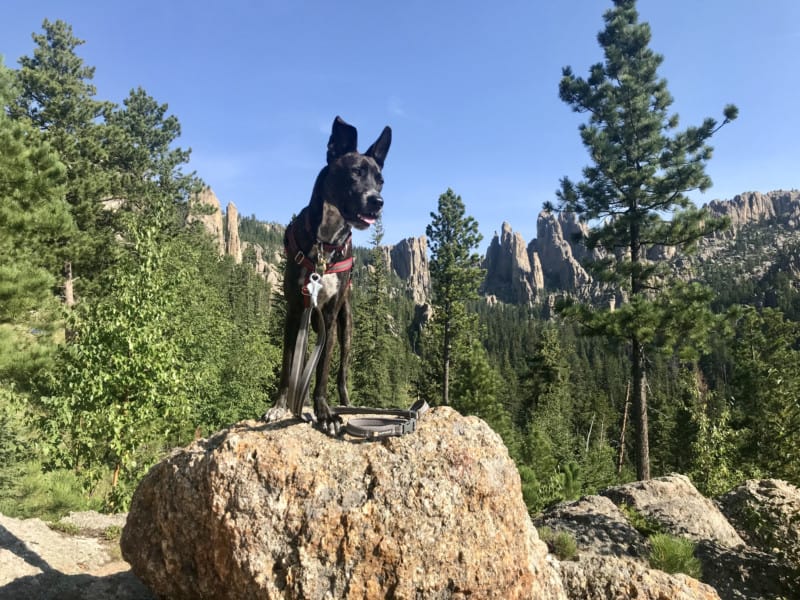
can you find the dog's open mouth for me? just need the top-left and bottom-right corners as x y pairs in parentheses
(350, 212), (380, 229)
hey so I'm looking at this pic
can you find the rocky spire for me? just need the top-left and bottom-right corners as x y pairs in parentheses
(482, 222), (543, 306)
(386, 236), (430, 304)
(533, 211), (593, 293)
(187, 187), (225, 255)
(226, 202), (242, 264)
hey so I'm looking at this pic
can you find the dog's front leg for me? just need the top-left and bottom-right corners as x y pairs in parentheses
(313, 307), (343, 434)
(263, 302), (302, 422)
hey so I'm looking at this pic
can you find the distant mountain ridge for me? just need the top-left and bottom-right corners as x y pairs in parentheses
(190, 188), (800, 309)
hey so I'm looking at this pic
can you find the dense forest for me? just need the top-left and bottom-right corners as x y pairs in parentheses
(1, 10), (798, 521)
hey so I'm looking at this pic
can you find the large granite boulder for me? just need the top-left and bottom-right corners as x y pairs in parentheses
(601, 474), (745, 549)
(717, 479), (800, 567)
(121, 407), (566, 599)
(558, 555), (721, 600)
(538, 474), (799, 600)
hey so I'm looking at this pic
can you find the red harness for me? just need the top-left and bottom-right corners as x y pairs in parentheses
(284, 215), (354, 307)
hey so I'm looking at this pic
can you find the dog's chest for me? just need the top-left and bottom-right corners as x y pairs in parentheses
(296, 271), (343, 308)
(317, 273), (343, 307)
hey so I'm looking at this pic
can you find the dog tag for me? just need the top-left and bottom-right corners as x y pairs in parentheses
(306, 273), (323, 308)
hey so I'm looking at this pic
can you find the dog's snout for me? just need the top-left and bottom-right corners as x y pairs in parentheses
(367, 193), (384, 211)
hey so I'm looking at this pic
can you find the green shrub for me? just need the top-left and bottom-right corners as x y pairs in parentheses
(648, 533), (702, 579)
(619, 502), (664, 537)
(102, 525), (123, 541)
(0, 461), (103, 521)
(538, 526), (579, 561)
(48, 521), (80, 535)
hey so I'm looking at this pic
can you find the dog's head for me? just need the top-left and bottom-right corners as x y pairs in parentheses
(321, 116), (392, 231)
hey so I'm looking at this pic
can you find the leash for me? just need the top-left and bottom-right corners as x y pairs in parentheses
(335, 399), (430, 439)
(287, 274), (326, 416)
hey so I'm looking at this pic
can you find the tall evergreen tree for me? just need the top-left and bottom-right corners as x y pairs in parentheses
(10, 19), (116, 296)
(104, 86), (198, 211)
(554, 0), (737, 479)
(425, 189), (483, 406)
(351, 218), (393, 406)
(0, 59), (74, 385)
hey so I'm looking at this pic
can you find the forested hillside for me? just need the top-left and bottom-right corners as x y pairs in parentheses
(1, 15), (798, 521)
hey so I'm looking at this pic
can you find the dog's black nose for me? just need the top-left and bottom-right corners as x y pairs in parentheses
(366, 193), (384, 211)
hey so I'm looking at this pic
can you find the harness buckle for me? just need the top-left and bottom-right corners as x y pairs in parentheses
(294, 250), (305, 265)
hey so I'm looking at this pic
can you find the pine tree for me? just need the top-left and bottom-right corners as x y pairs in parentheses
(425, 189), (483, 406)
(10, 19), (116, 296)
(728, 307), (800, 484)
(0, 59), (74, 386)
(351, 219), (393, 406)
(554, 0), (737, 479)
(104, 86), (198, 211)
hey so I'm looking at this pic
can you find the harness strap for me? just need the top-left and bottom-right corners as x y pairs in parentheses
(285, 218), (353, 274)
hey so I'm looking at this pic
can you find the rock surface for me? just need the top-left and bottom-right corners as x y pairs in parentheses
(0, 512), (152, 600)
(706, 189), (800, 236)
(225, 201), (242, 264)
(121, 407), (567, 599)
(601, 474), (745, 549)
(482, 222), (543, 306)
(717, 478), (800, 569)
(535, 494), (649, 558)
(385, 235), (430, 304)
(533, 211), (593, 294)
(188, 186), (226, 255)
(538, 474), (800, 600)
(558, 554), (721, 600)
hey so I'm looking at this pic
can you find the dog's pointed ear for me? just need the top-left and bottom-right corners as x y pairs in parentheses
(365, 126), (392, 169)
(327, 116), (358, 164)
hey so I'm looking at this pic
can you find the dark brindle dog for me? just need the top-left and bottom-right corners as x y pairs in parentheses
(266, 116), (391, 433)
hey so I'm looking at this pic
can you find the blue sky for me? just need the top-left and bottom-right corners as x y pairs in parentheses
(3, 1), (798, 250)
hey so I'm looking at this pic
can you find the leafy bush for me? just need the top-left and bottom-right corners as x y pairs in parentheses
(538, 526), (578, 561)
(648, 533), (702, 579)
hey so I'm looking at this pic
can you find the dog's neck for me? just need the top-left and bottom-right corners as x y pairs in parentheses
(316, 201), (351, 247)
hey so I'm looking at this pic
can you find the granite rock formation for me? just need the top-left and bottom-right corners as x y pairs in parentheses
(531, 211), (593, 295)
(121, 408), (566, 599)
(717, 479), (800, 569)
(705, 190), (800, 237)
(385, 235), (430, 304)
(482, 222), (543, 306)
(188, 187), (225, 255)
(537, 474), (800, 600)
(225, 202), (242, 264)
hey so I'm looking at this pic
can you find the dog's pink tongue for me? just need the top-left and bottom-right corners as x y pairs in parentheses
(359, 214), (377, 225)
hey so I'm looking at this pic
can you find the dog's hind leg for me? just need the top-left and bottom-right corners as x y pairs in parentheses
(336, 298), (352, 407)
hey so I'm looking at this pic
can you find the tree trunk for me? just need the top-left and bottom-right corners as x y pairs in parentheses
(632, 337), (650, 480)
(442, 318), (450, 406)
(62, 261), (75, 307)
(617, 381), (631, 475)
(63, 261), (76, 342)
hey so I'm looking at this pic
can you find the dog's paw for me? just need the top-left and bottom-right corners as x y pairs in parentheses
(314, 414), (344, 436)
(262, 406), (292, 422)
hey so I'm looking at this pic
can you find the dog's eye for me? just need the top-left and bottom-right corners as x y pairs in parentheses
(352, 166), (367, 177)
